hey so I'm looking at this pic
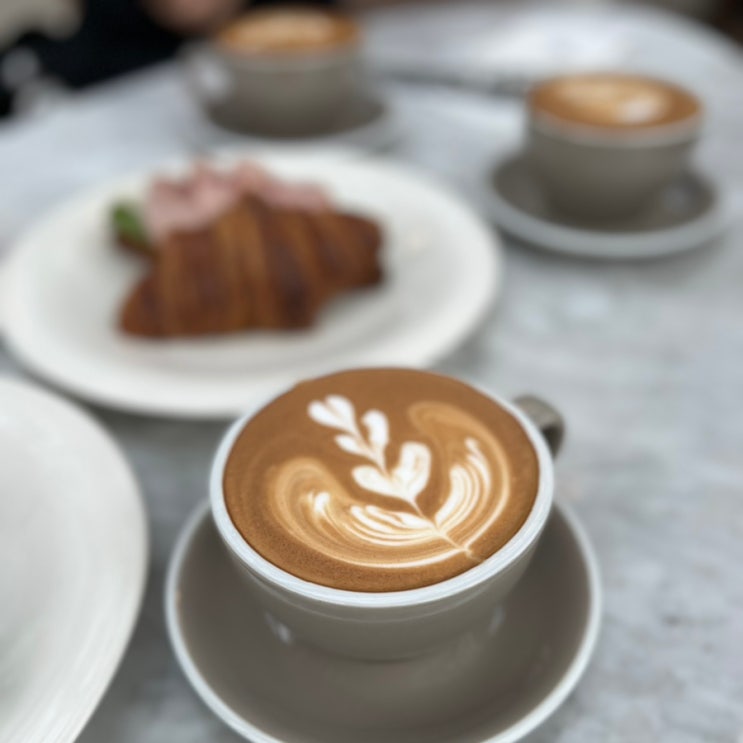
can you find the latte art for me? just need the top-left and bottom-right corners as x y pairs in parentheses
(224, 369), (539, 591)
(531, 74), (701, 130)
(217, 9), (360, 55)
(552, 79), (671, 125)
(274, 396), (508, 570)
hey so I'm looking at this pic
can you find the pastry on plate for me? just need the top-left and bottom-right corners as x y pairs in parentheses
(112, 161), (384, 337)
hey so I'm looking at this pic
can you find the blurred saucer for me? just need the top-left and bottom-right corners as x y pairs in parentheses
(165, 501), (601, 742)
(202, 94), (401, 151)
(484, 152), (731, 259)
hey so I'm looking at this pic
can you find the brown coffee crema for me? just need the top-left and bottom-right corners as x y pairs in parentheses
(223, 369), (540, 592)
(530, 73), (701, 130)
(216, 8), (360, 55)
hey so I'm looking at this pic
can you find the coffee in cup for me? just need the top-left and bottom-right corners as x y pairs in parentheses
(186, 7), (364, 136)
(216, 7), (360, 55)
(211, 369), (558, 660)
(526, 73), (703, 220)
(223, 367), (540, 592)
(531, 74), (700, 131)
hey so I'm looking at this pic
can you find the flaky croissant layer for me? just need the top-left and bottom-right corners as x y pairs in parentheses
(120, 195), (383, 337)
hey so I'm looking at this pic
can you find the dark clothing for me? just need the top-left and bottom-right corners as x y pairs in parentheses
(0, 0), (336, 116)
(1, 1), (183, 93)
(31, 0), (183, 88)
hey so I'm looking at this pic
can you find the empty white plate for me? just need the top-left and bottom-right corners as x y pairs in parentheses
(0, 377), (147, 743)
(2, 151), (501, 418)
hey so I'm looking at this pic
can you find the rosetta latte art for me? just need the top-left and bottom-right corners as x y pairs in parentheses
(224, 368), (540, 590)
(269, 395), (511, 570)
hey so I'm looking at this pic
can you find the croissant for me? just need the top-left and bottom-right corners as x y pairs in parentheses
(120, 195), (383, 337)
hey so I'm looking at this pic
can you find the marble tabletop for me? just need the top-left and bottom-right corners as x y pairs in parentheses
(1, 2), (742, 741)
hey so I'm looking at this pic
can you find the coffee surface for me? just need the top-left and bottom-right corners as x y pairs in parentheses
(217, 9), (359, 54)
(224, 369), (540, 592)
(531, 74), (700, 129)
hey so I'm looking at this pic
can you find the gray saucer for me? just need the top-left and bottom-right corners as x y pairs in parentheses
(165, 502), (600, 743)
(205, 95), (400, 150)
(484, 152), (731, 259)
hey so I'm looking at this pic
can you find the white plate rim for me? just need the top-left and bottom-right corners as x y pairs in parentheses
(481, 150), (732, 260)
(0, 376), (148, 743)
(164, 499), (601, 743)
(2, 151), (502, 419)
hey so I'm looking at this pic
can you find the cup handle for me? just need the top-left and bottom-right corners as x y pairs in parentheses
(514, 395), (564, 458)
(181, 43), (232, 107)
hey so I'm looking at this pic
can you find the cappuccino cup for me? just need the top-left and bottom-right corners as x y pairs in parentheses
(210, 369), (562, 661)
(526, 73), (703, 220)
(185, 7), (364, 136)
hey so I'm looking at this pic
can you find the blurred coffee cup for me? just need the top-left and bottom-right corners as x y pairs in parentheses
(526, 73), (703, 221)
(185, 6), (364, 136)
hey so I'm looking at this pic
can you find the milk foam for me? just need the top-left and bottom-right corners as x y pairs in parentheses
(269, 395), (508, 570)
(220, 10), (358, 53)
(223, 369), (539, 591)
(231, 15), (338, 46)
(553, 78), (671, 125)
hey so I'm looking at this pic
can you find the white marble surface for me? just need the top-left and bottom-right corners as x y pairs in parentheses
(1, 2), (742, 741)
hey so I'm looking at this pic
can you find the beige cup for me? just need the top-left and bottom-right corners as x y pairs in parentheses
(210, 388), (562, 662)
(184, 13), (364, 136)
(526, 75), (703, 221)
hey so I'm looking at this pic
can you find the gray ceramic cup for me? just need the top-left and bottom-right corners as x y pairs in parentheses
(184, 36), (363, 137)
(210, 389), (562, 662)
(526, 82), (703, 221)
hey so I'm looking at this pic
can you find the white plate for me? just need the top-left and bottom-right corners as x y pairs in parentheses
(0, 377), (147, 743)
(481, 150), (733, 260)
(2, 152), (501, 418)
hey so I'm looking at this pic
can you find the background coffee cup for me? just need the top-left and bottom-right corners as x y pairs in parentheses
(183, 12), (364, 137)
(526, 74), (703, 221)
(210, 388), (562, 662)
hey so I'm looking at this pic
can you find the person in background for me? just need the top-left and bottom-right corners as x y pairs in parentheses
(0, 0), (338, 117)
